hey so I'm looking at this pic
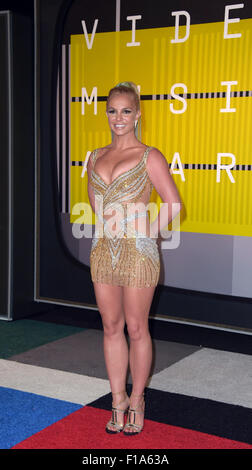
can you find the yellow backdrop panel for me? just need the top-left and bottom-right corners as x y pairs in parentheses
(70, 19), (252, 237)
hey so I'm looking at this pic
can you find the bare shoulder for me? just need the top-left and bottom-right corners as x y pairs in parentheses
(95, 145), (113, 159)
(146, 147), (180, 202)
(146, 146), (173, 183)
(147, 147), (169, 169)
(100, 144), (114, 153)
(100, 145), (111, 151)
(149, 146), (166, 155)
(87, 146), (106, 169)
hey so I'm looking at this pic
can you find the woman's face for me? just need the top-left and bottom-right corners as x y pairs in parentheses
(106, 92), (141, 137)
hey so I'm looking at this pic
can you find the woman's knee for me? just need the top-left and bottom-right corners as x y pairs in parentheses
(126, 318), (149, 341)
(101, 312), (125, 337)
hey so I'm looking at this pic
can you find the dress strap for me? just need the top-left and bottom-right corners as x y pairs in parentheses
(81, 148), (99, 179)
(91, 148), (99, 166)
(143, 146), (153, 165)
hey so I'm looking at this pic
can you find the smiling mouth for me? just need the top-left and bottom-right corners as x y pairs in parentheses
(114, 124), (126, 128)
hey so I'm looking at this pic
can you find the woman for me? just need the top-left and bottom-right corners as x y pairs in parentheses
(87, 81), (182, 435)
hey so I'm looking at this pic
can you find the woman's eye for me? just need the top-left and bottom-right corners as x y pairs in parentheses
(108, 109), (131, 114)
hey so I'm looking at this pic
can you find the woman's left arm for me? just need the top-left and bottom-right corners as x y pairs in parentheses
(146, 148), (183, 238)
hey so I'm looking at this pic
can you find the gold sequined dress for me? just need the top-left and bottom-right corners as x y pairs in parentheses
(89, 146), (160, 288)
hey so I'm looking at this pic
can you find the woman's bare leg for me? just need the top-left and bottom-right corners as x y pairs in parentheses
(123, 286), (156, 433)
(93, 281), (129, 430)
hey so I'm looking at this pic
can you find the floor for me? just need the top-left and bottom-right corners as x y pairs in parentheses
(0, 306), (252, 451)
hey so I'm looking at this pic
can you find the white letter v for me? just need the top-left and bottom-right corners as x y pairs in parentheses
(81, 19), (98, 49)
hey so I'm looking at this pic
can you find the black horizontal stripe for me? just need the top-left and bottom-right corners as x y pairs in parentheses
(72, 91), (252, 102)
(72, 161), (252, 171)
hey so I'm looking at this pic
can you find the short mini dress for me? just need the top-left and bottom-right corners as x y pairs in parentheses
(89, 146), (160, 288)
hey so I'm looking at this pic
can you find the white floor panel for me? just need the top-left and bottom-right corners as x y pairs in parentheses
(149, 348), (252, 409)
(0, 359), (110, 406)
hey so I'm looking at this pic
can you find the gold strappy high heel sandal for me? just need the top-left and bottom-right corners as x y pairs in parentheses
(123, 393), (145, 436)
(105, 390), (130, 434)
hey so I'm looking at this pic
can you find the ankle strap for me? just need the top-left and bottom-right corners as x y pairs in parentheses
(111, 390), (126, 395)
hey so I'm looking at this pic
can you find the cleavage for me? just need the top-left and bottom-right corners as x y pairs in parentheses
(95, 156), (142, 185)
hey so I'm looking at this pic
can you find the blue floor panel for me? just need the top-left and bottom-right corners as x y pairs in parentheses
(0, 387), (82, 449)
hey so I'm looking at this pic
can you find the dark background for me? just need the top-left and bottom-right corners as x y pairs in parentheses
(0, 1), (251, 349)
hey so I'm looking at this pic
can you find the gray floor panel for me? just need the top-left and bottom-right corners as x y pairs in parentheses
(9, 328), (200, 381)
(149, 347), (252, 408)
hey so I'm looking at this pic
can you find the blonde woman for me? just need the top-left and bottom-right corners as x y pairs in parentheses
(87, 81), (182, 435)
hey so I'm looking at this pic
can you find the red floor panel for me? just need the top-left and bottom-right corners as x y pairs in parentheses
(12, 406), (252, 450)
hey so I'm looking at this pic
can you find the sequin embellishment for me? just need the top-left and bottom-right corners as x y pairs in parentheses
(89, 146), (160, 287)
